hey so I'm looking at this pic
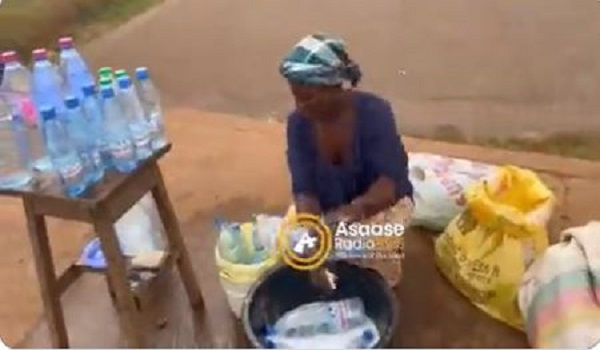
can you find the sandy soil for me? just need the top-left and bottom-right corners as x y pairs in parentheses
(3, 109), (600, 347)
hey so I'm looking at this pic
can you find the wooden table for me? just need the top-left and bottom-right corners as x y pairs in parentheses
(0, 144), (205, 348)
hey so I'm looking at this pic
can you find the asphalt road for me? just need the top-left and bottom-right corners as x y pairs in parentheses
(82, 0), (600, 137)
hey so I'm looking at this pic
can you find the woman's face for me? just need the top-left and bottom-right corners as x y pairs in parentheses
(289, 83), (345, 122)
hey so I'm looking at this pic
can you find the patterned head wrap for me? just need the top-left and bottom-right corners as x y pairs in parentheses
(279, 34), (362, 87)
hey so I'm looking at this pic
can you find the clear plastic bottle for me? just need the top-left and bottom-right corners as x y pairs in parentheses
(0, 51), (51, 173)
(99, 86), (137, 173)
(64, 96), (104, 185)
(40, 106), (86, 198)
(81, 84), (111, 169)
(135, 67), (167, 150)
(274, 298), (368, 336)
(0, 106), (33, 190)
(116, 75), (152, 160)
(31, 49), (65, 115)
(58, 37), (94, 101)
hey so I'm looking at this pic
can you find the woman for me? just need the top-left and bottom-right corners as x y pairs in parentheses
(280, 34), (414, 288)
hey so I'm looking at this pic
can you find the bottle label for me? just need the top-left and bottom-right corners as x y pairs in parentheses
(134, 133), (151, 150)
(60, 161), (84, 181)
(110, 140), (134, 160)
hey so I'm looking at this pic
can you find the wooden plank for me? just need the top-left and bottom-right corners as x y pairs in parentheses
(150, 164), (205, 311)
(93, 210), (146, 348)
(29, 195), (95, 222)
(56, 265), (84, 295)
(0, 144), (171, 210)
(94, 165), (158, 224)
(23, 197), (70, 348)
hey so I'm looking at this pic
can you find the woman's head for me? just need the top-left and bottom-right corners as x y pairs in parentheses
(279, 34), (362, 121)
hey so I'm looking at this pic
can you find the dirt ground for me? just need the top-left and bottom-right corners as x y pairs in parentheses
(2, 109), (600, 347)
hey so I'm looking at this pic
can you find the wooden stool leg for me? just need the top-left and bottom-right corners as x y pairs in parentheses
(149, 165), (204, 310)
(93, 216), (146, 348)
(23, 197), (69, 348)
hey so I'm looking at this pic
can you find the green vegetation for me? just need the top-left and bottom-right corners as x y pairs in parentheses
(483, 133), (600, 161)
(0, 0), (161, 61)
(427, 124), (600, 161)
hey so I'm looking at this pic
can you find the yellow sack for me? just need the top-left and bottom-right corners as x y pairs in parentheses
(435, 165), (554, 330)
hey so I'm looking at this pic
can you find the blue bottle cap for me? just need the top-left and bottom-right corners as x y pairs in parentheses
(362, 329), (374, 342)
(135, 67), (149, 81)
(82, 84), (96, 97)
(100, 86), (115, 99)
(40, 106), (56, 121)
(64, 96), (79, 109)
(264, 339), (275, 349)
(117, 76), (132, 89)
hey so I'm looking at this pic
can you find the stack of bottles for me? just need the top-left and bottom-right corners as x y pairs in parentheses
(0, 36), (168, 197)
(216, 216), (282, 265)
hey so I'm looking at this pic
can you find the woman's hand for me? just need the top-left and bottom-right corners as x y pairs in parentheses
(325, 203), (365, 224)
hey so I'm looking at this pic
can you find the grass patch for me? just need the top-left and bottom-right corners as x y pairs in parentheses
(424, 124), (600, 161)
(0, 0), (162, 61)
(481, 133), (600, 161)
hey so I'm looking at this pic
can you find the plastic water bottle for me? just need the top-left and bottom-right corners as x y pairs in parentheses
(64, 96), (104, 185)
(40, 106), (86, 198)
(99, 86), (137, 173)
(116, 76), (152, 160)
(135, 67), (167, 150)
(58, 37), (94, 101)
(274, 298), (368, 336)
(31, 49), (65, 115)
(0, 51), (51, 173)
(81, 84), (111, 169)
(0, 108), (33, 190)
(1, 51), (32, 94)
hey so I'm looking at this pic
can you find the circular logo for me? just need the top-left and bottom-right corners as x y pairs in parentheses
(277, 214), (332, 271)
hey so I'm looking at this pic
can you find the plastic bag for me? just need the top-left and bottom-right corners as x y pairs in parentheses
(265, 298), (380, 349)
(519, 221), (600, 348)
(255, 214), (284, 253)
(435, 165), (554, 330)
(114, 192), (166, 257)
(408, 153), (497, 231)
